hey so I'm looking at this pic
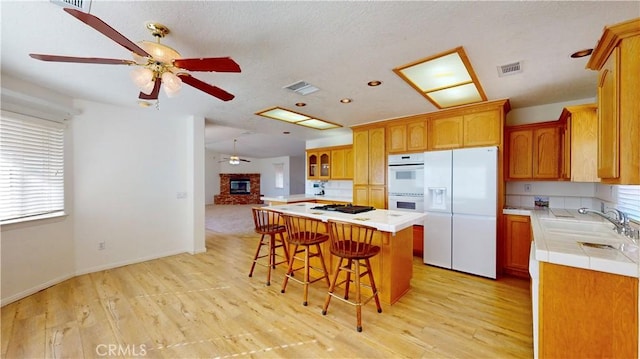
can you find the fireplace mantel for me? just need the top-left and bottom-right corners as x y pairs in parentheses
(214, 173), (262, 205)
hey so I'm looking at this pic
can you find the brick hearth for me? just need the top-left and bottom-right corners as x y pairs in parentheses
(214, 173), (262, 205)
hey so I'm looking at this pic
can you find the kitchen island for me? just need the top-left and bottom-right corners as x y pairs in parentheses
(267, 202), (425, 304)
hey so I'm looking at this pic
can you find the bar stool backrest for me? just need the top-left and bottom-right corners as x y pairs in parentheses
(252, 207), (285, 234)
(327, 220), (380, 259)
(282, 215), (328, 244)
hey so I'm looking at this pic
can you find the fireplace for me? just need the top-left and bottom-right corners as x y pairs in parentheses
(214, 173), (262, 205)
(230, 179), (250, 195)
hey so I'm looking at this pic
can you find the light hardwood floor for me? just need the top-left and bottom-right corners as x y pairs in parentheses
(2, 230), (533, 358)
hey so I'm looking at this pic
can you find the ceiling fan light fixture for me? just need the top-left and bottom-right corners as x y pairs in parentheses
(130, 67), (154, 88)
(161, 71), (182, 97)
(228, 156), (240, 165)
(134, 40), (181, 65)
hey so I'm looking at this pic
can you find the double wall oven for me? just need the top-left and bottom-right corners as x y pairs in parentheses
(387, 153), (424, 212)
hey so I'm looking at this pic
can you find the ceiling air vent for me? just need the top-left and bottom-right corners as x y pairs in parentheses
(497, 61), (523, 77)
(284, 81), (320, 96)
(50, 0), (92, 12)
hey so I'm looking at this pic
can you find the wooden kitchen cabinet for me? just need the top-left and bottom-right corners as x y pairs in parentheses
(505, 122), (562, 180)
(427, 116), (463, 150)
(330, 146), (353, 180)
(427, 109), (502, 150)
(319, 151), (330, 179)
(307, 151), (318, 179)
(463, 109), (502, 147)
(539, 262), (638, 358)
(559, 104), (599, 182)
(503, 215), (531, 278)
(353, 125), (386, 207)
(387, 116), (427, 153)
(533, 126), (561, 179)
(586, 18), (640, 184)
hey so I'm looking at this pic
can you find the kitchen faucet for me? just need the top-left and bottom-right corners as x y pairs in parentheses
(578, 207), (639, 240)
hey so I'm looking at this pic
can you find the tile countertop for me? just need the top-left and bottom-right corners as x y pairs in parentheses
(261, 194), (353, 203)
(504, 207), (639, 278)
(266, 202), (425, 234)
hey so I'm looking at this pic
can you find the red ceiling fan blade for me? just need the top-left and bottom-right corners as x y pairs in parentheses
(173, 57), (241, 72)
(29, 54), (135, 65)
(178, 74), (235, 101)
(63, 8), (151, 58)
(138, 78), (162, 100)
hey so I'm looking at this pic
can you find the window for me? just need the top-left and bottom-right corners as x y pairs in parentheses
(0, 111), (65, 223)
(617, 185), (640, 222)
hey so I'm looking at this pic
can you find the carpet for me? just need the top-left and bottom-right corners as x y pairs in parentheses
(205, 204), (264, 234)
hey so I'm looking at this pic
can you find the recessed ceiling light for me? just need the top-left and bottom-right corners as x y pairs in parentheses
(138, 101), (152, 108)
(368, 80), (382, 87)
(340, 98), (352, 103)
(295, 102), (306, 107)
(283, 131), (290, 134)
(570, 48), (593, 58)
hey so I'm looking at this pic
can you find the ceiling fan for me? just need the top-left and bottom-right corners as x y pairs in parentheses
(220, 139), (251, 165)
(29, 8), (240, 101)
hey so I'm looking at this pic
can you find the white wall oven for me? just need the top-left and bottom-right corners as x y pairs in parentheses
(388, 153), (424, 213)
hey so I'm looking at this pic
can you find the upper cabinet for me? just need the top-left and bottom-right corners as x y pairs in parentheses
(505, 122), (562, 180)
(559, 104), (599, 182)
(307, 146), (352, 180)
(330, 146), (353, 180)
(427, 107), (504, 150)
(387, 115), (427, 153)
(586, 18), (640, 184)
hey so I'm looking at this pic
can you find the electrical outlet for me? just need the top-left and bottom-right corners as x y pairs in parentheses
(524, 184), (531, 193)
(98, 242), (106, 250)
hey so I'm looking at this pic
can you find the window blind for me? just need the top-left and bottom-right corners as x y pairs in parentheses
(0, 112), (65, 222)
(617, 185), (640, 222)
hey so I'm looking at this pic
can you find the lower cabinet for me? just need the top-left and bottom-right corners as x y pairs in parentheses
(503, 215), (531, 278)
(539, 262), (638, 358)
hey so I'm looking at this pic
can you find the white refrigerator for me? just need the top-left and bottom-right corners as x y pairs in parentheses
(423, 146), (497, 279)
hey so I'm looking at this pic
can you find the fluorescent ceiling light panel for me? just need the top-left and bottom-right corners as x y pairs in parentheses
(427, 83), (483, 108)
(297, 119), (340, 130)
(393, 47), (487, 109)
(255, 107), (342, 130)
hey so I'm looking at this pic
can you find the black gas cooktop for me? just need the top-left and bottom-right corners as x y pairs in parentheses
(310, 203), (376, 214)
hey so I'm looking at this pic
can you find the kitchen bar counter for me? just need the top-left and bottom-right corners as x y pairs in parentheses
(261, 194), (352, 205)
(504, 207), (638, 277)
(266, 202), (425, 234)
(267, 202), (426, 304)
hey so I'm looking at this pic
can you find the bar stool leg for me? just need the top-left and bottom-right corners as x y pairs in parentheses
(354, 260), (362, 332)
(248, 234), (266, 278)
(365, 258), (383, 313)
(281, 244), (299, 293)
(344, 259), (353, 300)
(322, 257), (344, 315)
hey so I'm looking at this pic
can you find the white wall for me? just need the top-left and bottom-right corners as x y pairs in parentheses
(72, 99), (201, 274)
(506, 97), (595, 126)
(204, 149), (221, 204)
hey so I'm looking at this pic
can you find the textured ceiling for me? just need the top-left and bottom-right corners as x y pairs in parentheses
(1, 1), (638, 158)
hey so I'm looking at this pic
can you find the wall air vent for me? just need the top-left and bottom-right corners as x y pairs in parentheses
(50, 0), (92, 12)
(284, 81), (320, 96)
(497, 61), (523, 77)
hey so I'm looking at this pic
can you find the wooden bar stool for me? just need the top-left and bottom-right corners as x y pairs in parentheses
(322, 220), (382, 332)
(248, 207), (290, 286)
(280, 214), (331, 306)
